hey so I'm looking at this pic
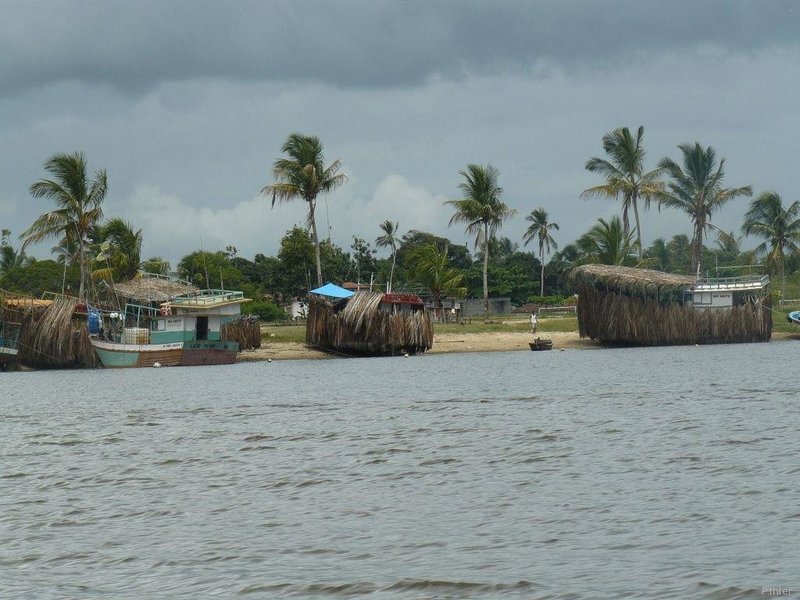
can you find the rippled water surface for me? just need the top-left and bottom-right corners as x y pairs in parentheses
(2, 343), (799, 599)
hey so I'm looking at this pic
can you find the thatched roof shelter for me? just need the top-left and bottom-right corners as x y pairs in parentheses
(109, 274), (196, 303)
(14, 295), (97, 369)
(570, 264), (695, 296)
(570, 264), (771, 346)
(306, 291), (433, 356)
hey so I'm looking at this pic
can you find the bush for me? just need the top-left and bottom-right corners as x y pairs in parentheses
(243, 300), (287, 322)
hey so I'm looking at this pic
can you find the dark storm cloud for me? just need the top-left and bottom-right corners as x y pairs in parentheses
(1, 0), (798, 95)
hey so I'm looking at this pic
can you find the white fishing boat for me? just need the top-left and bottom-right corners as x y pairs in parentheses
(90, 275), (250, 368)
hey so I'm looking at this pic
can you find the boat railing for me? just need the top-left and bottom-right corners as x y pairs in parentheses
(136, 271), (194, 287)
(694, 274), (769, 291)
(171, 289), (245, 306)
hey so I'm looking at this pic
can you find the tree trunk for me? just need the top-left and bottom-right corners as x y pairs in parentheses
(691, 222), (704, 276)
(389, 248), (396, 293)
(483, 223), (489, 320)
(540, 248), (545, 297)
(780, 257), (786, 306)
(308, 199), (323, 287)
(78, 237), (86, 300)
(632, 196), (643, 259)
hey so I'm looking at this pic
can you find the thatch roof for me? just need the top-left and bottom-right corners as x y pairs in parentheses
(307, 291), (433, 355)
(110, 275), (196, 302)
(570, 264), (695, 296)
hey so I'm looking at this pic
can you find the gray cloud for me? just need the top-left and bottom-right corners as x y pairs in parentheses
(2, 1), (799, 95)
(2, 1), (800, 267)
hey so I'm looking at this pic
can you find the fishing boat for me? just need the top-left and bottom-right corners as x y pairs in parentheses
(90, 288), (250, 368)
(0, 318), (21, 370)
(787, 311), (800, 325)
(529, 337), (553, 351)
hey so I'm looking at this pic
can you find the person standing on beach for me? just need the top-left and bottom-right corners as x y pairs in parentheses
(530, 311), (538, 334)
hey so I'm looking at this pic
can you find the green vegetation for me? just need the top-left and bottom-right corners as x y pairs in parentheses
(5, 130), (799, 337)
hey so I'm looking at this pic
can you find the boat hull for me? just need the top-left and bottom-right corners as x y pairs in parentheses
(529, 338), (553, 351)
(0, 346), (19, 370)
(91, 339), (238, 368)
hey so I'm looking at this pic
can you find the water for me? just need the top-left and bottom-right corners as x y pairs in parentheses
(2, 344), (799, 599)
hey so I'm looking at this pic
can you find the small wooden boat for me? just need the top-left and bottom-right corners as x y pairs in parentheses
(529, 337), (553, 351)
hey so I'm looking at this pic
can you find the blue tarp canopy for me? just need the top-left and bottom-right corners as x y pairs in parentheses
(309, 283), (354, 298)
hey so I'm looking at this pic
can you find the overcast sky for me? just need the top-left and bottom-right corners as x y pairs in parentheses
(2, 0), (799, 266)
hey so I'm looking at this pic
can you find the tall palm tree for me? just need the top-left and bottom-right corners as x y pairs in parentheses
(406, 244), (467, 320)
(742, 191), (800, 303)
(92, 217), (143, 283)
(658, 143), (752, 275)
(375, 220), (400, 292)
(445, 164), (516, 319)
(581, 126), (663, 258)
(261, 133), (346, 287)
(22, 151), (107, 299)
(523, 208), (559, 296)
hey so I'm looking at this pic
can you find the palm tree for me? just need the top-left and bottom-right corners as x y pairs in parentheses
(141, 257), (171, 275)
(261, 133), (346, 287)
(1, 229), (26, 274)
(92, 218), (143, 283)
(742, 191), (800, 303)
(579, 216), (637, 266)
(474, 236), (518, 266)
(523, 208), (559, 296)
(406, 244), (466, 320)
(658, 143), (752, 275)
(581, 126), (663, 258)
(445, 164), (516, 319)
(22, 152), (107, 299)
(375, 220), (400, 292)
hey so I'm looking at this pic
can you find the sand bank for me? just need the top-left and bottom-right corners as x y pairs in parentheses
(237, 331), (598, 362)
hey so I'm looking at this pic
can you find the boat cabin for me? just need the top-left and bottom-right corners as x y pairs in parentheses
(687, 275), (770, 310)
(99, 290), (249, 345)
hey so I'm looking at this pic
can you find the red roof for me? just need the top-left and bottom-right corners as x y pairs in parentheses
(381, 292), (424, 306)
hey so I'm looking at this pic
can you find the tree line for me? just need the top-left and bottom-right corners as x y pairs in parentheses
(3, 126), (799, 319)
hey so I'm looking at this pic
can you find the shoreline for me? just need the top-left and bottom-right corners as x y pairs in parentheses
(236, 330), (799, 362)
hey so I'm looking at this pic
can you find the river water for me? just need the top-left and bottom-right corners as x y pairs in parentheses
(2, 343), (798, 599)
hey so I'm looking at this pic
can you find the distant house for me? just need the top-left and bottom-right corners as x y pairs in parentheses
(460, 297), (512, 317)
(284, 300), (308, 320)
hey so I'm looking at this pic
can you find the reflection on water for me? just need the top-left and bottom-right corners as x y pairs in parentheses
(2, 343), (799, 599)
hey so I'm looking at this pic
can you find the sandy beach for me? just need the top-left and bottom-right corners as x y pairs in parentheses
(235, 330), (800, 362)
(236, 331), (600, 362)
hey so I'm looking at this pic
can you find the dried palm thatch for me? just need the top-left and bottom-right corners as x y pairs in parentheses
(109, 274), (196, 302)
(221, 316), (261, 350)
(306, 291), (434, 355)
(571, 264), (695, 295)
(16, 296), (98, 368)
(570, 265), (771, 345)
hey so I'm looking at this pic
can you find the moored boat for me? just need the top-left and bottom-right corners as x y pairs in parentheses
(529, 337), (553, 351)
(0, 319), (21, 370)
(90, 281), (250, 368)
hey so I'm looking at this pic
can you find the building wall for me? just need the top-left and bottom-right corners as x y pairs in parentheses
(461, 297), (512, 317)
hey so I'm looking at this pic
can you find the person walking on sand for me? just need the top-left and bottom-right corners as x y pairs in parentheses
(530, 311), (538, 334)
